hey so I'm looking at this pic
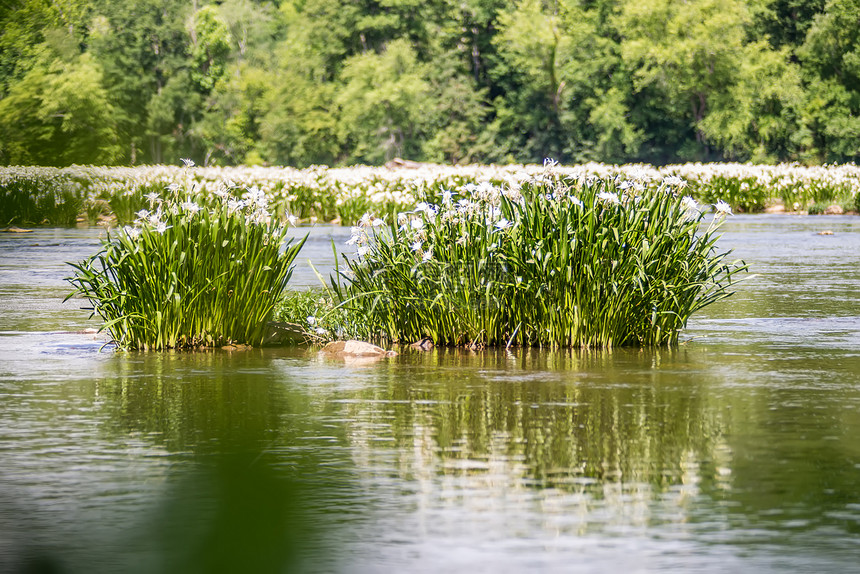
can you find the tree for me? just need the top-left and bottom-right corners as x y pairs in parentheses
(336, 39), (432, 163)
(797, 0), (860, 160)
(0, 46), (121, 165)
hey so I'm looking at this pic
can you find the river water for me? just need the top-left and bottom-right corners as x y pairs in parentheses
(1, 216), (859, 573)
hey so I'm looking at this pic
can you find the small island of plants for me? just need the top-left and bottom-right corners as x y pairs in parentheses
(66, 166), (747, 350)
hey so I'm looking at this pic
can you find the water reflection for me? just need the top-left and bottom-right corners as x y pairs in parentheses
(2, 215), (860, 572)
(1, 349), (367, 574)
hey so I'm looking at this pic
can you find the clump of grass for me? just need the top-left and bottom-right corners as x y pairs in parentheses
(66, 184), (305, 350)
(333, 172), (746, 348)
(0, 167), (86, 226)
(273, 289), (362, 343)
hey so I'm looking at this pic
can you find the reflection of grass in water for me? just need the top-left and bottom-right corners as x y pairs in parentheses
(336, 347), (733, 495)
(147, 452), (324, 574)
(48, 352), (369, 573)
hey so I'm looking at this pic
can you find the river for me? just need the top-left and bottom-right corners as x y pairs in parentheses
(1, 215), (859, 573)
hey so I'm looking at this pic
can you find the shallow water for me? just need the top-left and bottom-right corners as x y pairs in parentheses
(1, 216), (859, 573)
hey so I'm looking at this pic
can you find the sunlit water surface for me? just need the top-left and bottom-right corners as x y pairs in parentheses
(1, 217), (859, 573)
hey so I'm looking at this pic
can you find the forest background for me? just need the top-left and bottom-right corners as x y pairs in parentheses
(1, 0), (859, 168)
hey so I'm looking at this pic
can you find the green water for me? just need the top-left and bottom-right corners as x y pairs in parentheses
(1, 216), (859, 572)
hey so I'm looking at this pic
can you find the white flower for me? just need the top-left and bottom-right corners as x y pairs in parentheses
(714, 200), (733, 217)
(227, 199), (244, 214)
(598, 191), (621, 205)
(155, 221), (168, 234)
(411, 218), (424, 230)
(495, 218), (511, 230)
(288, 214), (298, 226)
(442, 189), (453, 204)
(571, 196), (584, 208)
(456, 234), (468, 246)
(145, 191), (161, 204)
(315, 327), (326, 335)
(123, 225), (141, 240)
(372, 218), (385, 227)
(181, 158), (195, 168)
(166, 183), (180, 193)
(360, 213), (372, 226)
(180, 200), (201, 214)
(411, 240), (423, 252)
(306, 316), (316, 326)
(422, 247), (433, 261)
(357, 245), (370, 258)
(681, 196), (700, 221)
(663, 175), (686, 188)
(135, 209), (150, 220)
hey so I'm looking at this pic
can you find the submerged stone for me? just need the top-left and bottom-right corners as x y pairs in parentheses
(321, 340), (397, 358)
(410, 338), (434, 351)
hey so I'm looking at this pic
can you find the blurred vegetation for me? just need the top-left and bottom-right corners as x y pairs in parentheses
(2, 0), (860, 167)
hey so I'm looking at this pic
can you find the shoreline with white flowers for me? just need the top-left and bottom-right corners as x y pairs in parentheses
(2, 162), (859, 228)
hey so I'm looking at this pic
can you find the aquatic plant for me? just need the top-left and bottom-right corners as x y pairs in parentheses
(4, 162), (860, 228)
(332, 171), (746, 348)
(273, 289), (362, 343)
(0, 167), (88, 225)
(66, 183), (305, 350)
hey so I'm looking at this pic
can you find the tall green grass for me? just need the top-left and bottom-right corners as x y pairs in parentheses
(332, 174), (746, 348)
(66, 184), (305, 350)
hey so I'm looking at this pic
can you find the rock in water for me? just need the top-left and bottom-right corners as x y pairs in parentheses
(410, 338), (434, 351)
(321, 340), (397, 358)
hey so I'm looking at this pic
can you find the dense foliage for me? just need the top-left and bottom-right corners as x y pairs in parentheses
(2, 0), (860, 167)
(329, 172), (746, 348)
(3, 162), (858, 226)
(66, 183), (306, 349)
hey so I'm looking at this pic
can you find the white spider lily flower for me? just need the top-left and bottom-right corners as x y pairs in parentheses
(227, 199), (244, 214)
(441, 189), (453, 205)
(315, 327), (327, 335)
(495, 218), (511, 230)
(411, 218), (424, 230)
(306, 316), (316, 325)
(287, 214), (298, 226)
(372, 218), (385, 227)
(714, 200), (733, 217)
(571, 196), (584, 208)
(360, 213), (372, 226)
(357, 245), (370, 258)
(155, 221), (169, 234)
(598, 191), (621, 205)
(123, 225), (141, 240)
(166, 183), (180, 193)
(422, 247), (433, 261)
(681, 196), (700, 221)
(411, 240), (423, 252)
(663, 175), (686, 188)
(456, 235), (468, 246)
(145, 191), (161, 204)
(135, 209), (150, 221)
(181, 158), (195, 168)
(180, 200), (201, 214)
